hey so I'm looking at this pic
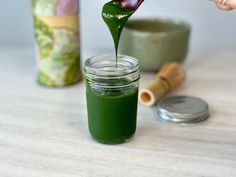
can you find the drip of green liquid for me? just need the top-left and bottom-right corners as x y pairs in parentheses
(102, 1), (134, 63)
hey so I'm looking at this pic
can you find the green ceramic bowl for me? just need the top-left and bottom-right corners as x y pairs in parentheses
(120, 18), (191, 71)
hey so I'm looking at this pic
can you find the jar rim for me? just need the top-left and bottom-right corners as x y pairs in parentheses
(83, 55), (140, 78)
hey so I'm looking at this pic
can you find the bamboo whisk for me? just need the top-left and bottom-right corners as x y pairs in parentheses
(139, 63), (186, 106)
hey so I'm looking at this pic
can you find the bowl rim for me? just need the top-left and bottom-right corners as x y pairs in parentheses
(123, 17), (191, 36)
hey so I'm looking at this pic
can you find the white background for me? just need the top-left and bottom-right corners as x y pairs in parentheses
(0, 0), (236, 55)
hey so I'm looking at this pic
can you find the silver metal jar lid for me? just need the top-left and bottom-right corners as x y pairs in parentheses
(157, 96), (209, 124)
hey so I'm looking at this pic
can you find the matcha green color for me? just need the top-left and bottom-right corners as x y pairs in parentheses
(120, 18), (191, 71)
(86, 85), (138, 144)
(84, 55), (140, 144)
(102, 1), (134, 61)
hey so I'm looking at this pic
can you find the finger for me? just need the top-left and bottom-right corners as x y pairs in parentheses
(225, 0), (236, 9)
(214, 0), (230, 5)
(214, 0), (225, 4)
(216, 3), (233, 10)
(214, 0), (236, 9)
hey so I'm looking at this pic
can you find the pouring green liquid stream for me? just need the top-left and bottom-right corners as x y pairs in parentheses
(102, 0), (144, 62)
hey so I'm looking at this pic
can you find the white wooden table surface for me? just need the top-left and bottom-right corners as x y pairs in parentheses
(0, 47), (236, 177)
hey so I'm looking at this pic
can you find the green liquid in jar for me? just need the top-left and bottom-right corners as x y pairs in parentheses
(86, 81), (139, 144)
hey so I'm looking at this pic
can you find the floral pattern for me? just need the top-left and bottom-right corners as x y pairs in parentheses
(33, 0), (81, 86)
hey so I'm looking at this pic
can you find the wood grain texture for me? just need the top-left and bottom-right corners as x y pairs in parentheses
(0, 48), (236, 177)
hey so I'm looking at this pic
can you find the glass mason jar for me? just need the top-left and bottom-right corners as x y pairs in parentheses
(32, 0), (81, 87)
(84, 55), (140, 144)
